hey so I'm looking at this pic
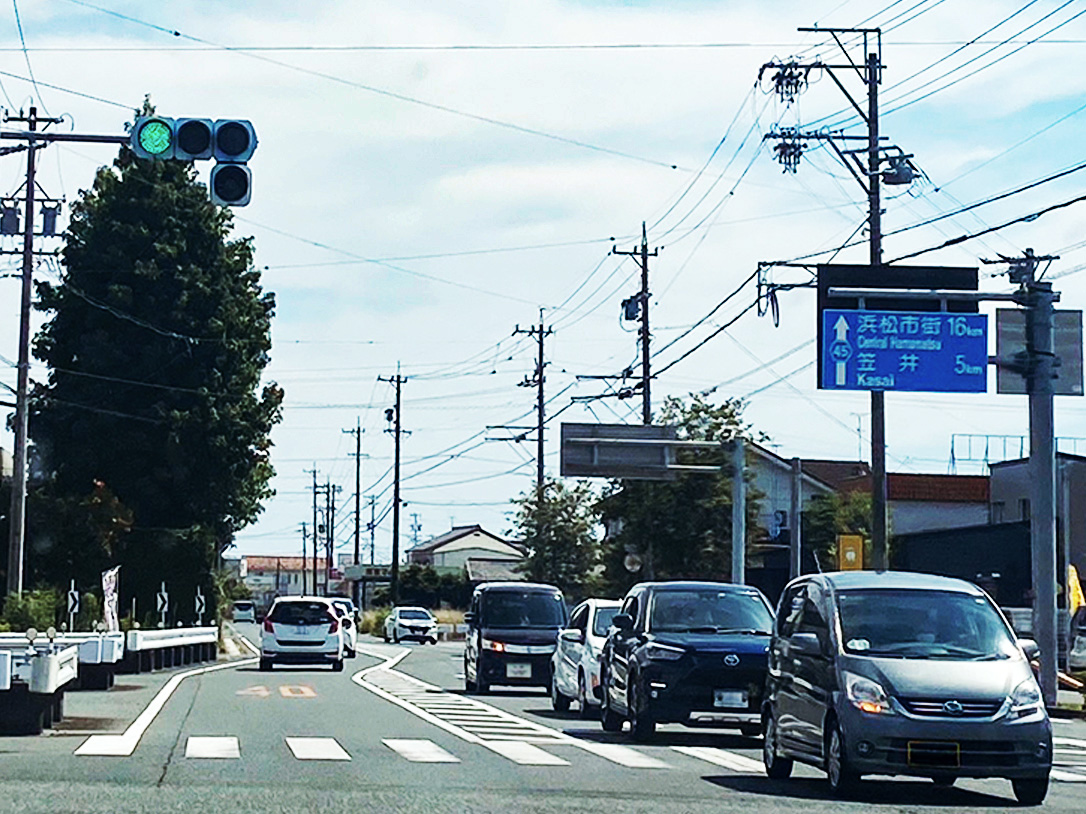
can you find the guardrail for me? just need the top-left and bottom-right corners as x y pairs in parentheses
(0, 632), (125, 690)
(0, 640), (80, 735)
(121, 626), (219, 674)
(434, 623), (466, 641)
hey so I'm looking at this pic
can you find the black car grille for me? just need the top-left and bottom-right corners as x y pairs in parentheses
(886, 739), (1021, 768)
(900, 698), (1003, 718)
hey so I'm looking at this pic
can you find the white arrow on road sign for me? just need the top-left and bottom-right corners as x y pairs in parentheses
(834, 315), (849, 342)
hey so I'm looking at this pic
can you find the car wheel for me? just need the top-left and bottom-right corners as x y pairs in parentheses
(551, 672), (572, 713)
(825, 721), (860, 797)
(577, 671), (593, 720)
(464, 657), (475, 693)
(599, 672), (623, 733)
(392, 629), (400, 644)
(382, 627), (390, 643)
(346, 647), (356, 658)
(1011, 776), (1049, 805)
(627, 677), (655, 743)
(258, 658), (272, 672)
(331, 659), (344, 673)
(762, 712), (793, 780)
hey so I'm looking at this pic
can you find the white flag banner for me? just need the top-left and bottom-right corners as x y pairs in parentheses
(102, 565), (121, 631)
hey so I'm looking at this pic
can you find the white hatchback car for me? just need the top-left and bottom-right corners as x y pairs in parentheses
(260, 596), (345, 671)
(231, 600), (256, 623)
(551, 598), (621, 717)
(383, 606), (438, 644)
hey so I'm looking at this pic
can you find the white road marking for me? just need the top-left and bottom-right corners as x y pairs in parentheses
(75, 657), (258, 757)
(1054, 736), (1086, 748)
(671, 746), (766, 774)
(285, 737), (351, 761)
(1051, 769), (1086, 782)
(573, 741), (670, 769)
(383, 739), (461, 763)
(185, 736), (240, 759)
(484, 740), (570, 765)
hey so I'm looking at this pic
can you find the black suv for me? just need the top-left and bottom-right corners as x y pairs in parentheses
(599, 581), (774, 741)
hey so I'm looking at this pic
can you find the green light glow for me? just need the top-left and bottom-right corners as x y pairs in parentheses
(138, 120), (172, 156)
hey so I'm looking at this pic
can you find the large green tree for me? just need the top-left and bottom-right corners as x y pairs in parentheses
(597, 394), (765, 596)
(25, 125), (283, 618)
(509, 479), (601, 600)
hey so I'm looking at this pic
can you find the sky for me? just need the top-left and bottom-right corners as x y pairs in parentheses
(3, 0), (1086, 567)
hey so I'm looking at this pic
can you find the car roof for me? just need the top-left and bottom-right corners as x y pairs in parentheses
(632, 581), (766, 594)
(394, 606), (432, 613)
(474, 581), (563, 594)
(806, 570), (985, 594)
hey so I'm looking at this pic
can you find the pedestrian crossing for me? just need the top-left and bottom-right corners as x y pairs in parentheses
(169, 732), (1086, 782)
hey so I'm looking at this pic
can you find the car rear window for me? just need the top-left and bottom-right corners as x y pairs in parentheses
(270, 601), (332, 625)
(482, 591), (566, 628)
(233, 602), (254, 611)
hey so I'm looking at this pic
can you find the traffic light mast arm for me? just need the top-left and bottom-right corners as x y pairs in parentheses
(0, 130), (129, 145)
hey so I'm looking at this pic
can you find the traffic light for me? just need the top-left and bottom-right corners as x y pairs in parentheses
(209, 119), (256, 206)
(129, 116), (257, 207)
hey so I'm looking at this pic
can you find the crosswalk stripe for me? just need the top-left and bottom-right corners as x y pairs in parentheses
(484, 740), (570, 765)
(383, 739), (460, 763)
(1051, 769), (1086, 782)
(184, 736), (240, 759)
(285, 737), (351, 761)
(672, 746), (765, 773)
(1054, 736), (1086, 748)
(573, 741), (670, 769)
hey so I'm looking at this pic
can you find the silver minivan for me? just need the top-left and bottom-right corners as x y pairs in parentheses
(763, 571), (1051, 804)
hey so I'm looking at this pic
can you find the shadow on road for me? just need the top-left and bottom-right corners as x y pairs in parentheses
(703, 775), (1015, 807)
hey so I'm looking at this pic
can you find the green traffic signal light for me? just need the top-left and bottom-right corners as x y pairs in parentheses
(135, 118), (174, 158)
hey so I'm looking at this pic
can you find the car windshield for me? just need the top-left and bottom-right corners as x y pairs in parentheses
(399, 609), (433, 620)
(592, 607), (620, 637)
(837, 589), (1019, 659)
(269, 601), (332, 625)
(483, 591), (566, 628)
(648, 589), (773, 633)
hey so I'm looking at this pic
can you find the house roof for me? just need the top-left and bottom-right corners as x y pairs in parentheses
(465, 558), (525, 583)
(839, 472), (989, 503)
(244, 555), (328, 572)
(797, 459), (873, 490)
(408, 524), (520, 555)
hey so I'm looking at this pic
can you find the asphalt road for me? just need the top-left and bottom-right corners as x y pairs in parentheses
(1, 625), (1085, 813)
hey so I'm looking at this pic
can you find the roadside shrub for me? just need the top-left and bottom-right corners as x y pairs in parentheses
(1, 588), (63, 631)
(361, 608), (390, 636)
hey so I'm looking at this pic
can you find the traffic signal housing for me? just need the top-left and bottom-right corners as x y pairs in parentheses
(128, 116), (257, 207)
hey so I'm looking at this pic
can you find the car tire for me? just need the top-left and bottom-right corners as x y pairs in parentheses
(627, 678), (656, 743)
(577, 671), (593, 720)
(382, 627), (390, 643)
(464, 657), (475, 693)
(393, 629), (400, 644)
(762, 712), (793, 780)
(259, 658), (272, 672)
(331, 659), (344, 673)
(1011, 776), (1049, 806)
(599, 673), (623, 733)
(825, 721), (860, 798)
(346, 647), (356, 658)
(551, 673), (572, 713)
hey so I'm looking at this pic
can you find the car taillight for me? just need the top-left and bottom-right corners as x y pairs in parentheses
(327, 614), (340, 634)
(263, 618), (274, 633)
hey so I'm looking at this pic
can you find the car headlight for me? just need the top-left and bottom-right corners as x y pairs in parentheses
(844, 671), (894, 715)
(1009, 678), (1043, 717)
(644, 642), (685, 661)
(481, 638), (506, 652)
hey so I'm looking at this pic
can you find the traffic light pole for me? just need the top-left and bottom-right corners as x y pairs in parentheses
(379, 369), (407, 605)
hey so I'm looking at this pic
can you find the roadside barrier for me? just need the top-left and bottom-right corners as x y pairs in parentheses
(119, 626), (219, 674)
(0, 634), (80, 735)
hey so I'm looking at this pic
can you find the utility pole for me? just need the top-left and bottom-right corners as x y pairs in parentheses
(324, 480), (341, 593)
(379, 366), (407, 605)
(613, 222), (659, 424)
(410, 513), (422, 546)
(344, 420), (363, 566)
(5, 106), (62, 597)
(300, 523), (307, 594)
(514, 311), (554, 491)
(306, 467), (319, 595)
(763, 29), (897, 569)
(367, 495), (376, 565)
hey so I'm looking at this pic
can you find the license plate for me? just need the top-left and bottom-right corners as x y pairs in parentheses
(907, 741), (960, 768)
(714, 689), (747, 708)
(506, 662), (532, 678)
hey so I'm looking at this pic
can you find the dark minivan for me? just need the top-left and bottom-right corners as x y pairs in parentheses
(599, 581), (775, 741)
(463, 582), (568, 693)
(762, 571), (1051, 804)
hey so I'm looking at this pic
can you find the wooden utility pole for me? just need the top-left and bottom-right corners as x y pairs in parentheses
(613, 222), (659, 425)
(514, 311), (554, 491)
(379, 367), (407, 604)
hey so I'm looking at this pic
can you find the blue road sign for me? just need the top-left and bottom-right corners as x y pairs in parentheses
(821, 309), (988, 392)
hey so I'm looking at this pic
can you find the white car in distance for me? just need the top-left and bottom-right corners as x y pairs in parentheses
(551, 598), (621, 717)
(384, 606), (439, 644)
(260, 596), (345, 672)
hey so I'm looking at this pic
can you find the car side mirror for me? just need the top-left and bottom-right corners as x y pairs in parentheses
(612, 613), (634, 632)
(1018, 637), (1040, 662)
(342, 618), (353, 629)
(463, 612), (475, 626)
(790, 631), (823, 657)
(560, 628), (585, 644)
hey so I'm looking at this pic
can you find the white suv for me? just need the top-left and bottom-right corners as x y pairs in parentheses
(261, 596), (345, 671)
(384, 606), (438, 644)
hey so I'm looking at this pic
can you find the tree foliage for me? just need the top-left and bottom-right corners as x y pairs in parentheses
(509, 479), (600, 600)
(597, 394), (765, 596)
(802, 490), (875, 570)
(24, 112), (282, 616)
(372, 565), (472, 609)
